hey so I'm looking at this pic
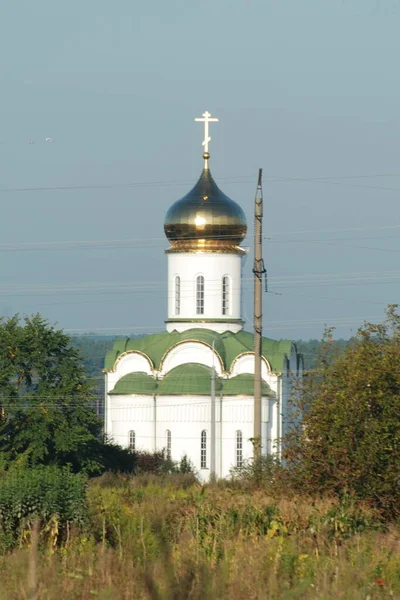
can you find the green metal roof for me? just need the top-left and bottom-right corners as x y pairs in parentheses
(222, 374), (273, 397)
(104, 328), (294, 374)
(108, 363), (275, 397)
(158, 363), (221, 396)
(109, 372), (157, 395)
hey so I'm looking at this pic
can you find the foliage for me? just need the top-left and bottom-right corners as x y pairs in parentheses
(0, 477), (396, 599)
(285, 306), (400, 518)
(134, 450), (196, 475)
(230, 451), (282, 488)
(0, 466), (87, 551)
(0, 315), (105, 473)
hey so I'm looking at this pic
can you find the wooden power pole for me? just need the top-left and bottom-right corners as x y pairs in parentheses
(253, 168), (264, 457)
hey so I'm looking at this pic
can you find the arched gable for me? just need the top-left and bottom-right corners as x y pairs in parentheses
(159, 340), (224, 376)
(230, 352), (272, 380)
(113, 351), (153, 379)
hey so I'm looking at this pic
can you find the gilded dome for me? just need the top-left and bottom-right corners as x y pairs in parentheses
(164, 168), (247, 252)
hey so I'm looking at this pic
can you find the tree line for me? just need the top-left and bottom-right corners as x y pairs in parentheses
(0, 311), (398, 520)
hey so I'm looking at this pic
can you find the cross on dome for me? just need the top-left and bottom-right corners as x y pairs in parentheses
(194, 111), (219, 168)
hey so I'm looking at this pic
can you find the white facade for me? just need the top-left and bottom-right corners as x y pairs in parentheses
(104, 338), (301, 482)
(166, 250), (245, 333)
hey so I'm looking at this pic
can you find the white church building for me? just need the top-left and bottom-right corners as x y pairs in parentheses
(104, 112), (302, 480)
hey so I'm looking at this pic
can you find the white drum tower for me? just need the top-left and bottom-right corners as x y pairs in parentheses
(164, 111), (247, 333)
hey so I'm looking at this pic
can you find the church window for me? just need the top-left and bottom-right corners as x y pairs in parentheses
(200, 430), (207, 468)
(196, 276), (204, 315)
(175, 276), (180, 315)
(222, 276), (230, 315)
(236, 430), (243, 468)
(166, 429), (172, 460)
(128, 430), (136, 451)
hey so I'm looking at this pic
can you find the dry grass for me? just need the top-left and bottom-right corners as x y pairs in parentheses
(0, 476), (399, 599)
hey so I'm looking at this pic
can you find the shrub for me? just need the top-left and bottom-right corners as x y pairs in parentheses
(284, 308), (400, 519)
(0, 466), (87, 551)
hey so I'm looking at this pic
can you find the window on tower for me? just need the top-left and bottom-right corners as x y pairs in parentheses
(175, 276), (180, 315)
(200, 430), (207, 468)
(196, 275), (204, 315)
(222, 276), (230, 315)
(128, 430), (136, 451)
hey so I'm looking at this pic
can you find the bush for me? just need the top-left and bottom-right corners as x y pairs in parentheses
(230, 453), (282, 489)
(284, 307), (400, 519)
(134, 450), (196, 476)
(0, 466), (87, 551)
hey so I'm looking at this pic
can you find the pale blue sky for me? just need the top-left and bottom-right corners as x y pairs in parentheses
(1, 0), (400, 339)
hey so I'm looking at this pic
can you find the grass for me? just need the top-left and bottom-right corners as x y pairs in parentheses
(0, 474), (399, 599)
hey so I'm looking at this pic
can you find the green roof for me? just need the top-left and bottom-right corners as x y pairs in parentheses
(104, 329), (294, 374)
(222, 374), (273, 396)
(108, 363), (275, 397)
(158, 363), (221, 395)
(109, 372), (157, 395)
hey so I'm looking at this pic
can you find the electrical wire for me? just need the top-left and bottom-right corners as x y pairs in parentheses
(0, 223), (400, 253)
(2, 171), (400, 195)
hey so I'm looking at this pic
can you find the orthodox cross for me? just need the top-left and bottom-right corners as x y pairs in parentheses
(194, 111), (219, 166)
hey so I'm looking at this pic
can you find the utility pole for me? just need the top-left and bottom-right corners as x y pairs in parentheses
(253, 168), (264, 458)
(210, 341), (216, 481)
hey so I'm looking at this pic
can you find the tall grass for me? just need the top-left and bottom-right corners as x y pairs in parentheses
(0, 474), (399, 599)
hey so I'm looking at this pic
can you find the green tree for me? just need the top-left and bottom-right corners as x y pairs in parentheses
(285, 306), (400, 518)
(0, 315), (103, 473)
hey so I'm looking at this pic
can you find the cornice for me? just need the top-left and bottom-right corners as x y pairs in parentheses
(166, 318), (244, 324)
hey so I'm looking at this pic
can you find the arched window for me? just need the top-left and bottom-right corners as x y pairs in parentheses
(175, 276), (180, 315)
(128, 430), (136, 451)
(222, 276), (230, 315)
(196, 275), (204, 315)
(166, 429), (172, 460)
(200, 430), (207, 469)
(236, 430), (243, 468)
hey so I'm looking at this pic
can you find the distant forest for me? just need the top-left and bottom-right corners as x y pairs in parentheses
(295, 338), (349, 370)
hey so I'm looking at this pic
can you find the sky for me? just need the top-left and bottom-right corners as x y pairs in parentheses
(1, 0), (400, 340)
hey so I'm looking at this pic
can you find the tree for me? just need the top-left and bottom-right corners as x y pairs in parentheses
(0, 314), (104, 473)
(284, 306), (400, 518)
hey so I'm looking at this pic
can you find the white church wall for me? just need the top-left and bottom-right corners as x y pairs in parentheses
(104, 381), (291, 479)
(106, 394), (155, 452)
(218, 397), (253, 478)
(150, 395), (275, 481)
(167, 252), (243, 329)
(268, 392), (280, 454)
(155, 395), (211, 482)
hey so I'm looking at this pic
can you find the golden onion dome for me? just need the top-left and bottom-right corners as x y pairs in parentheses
(164, 168), (247, 252)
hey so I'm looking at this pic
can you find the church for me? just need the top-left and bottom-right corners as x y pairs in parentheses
(103, 112), (302, 480)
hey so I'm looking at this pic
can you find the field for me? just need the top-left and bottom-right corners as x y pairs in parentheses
(0, 473), (399, 600)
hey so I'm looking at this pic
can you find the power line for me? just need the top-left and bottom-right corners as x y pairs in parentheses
(2, 267), (400, 291)
(62, 314), (383, 334)
(2, 171), (400, 195)
(0, 227), (399, 255)
(268, 237), (400, 255)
